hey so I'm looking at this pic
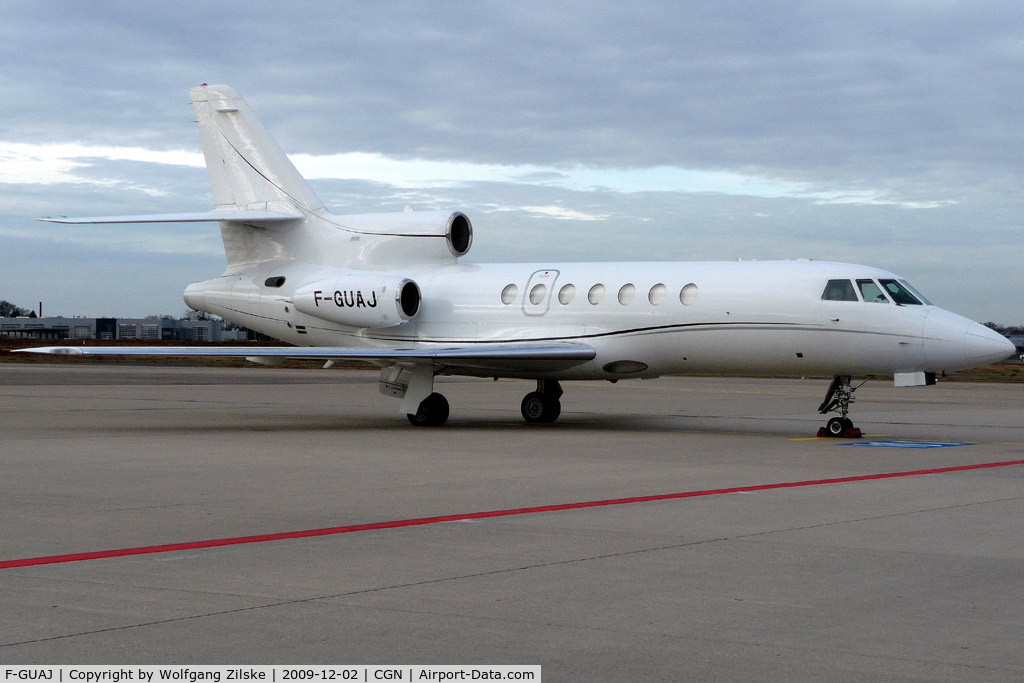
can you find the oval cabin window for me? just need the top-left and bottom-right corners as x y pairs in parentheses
(680, 283), (698, 306)
(500, 284), (518, 305)
(618, 284), (636, 305)
(558, 284), (575, 305)
(529, 283), (547, 305)
(648, 283), (666, 305)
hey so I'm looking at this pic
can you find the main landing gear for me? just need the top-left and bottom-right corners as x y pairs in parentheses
(816, 375), (867, 438)
(407, 392), (449, 427)
(405, 380), (564, 427)
(521, 379), (563, 424)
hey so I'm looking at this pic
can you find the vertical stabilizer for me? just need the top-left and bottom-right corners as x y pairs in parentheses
(190, 84), (324, 213)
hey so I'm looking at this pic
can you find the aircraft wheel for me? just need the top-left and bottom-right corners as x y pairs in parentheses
(825, 417), (847, 437)
(407, 392), (449, 427)
(521, 392), (560, 424)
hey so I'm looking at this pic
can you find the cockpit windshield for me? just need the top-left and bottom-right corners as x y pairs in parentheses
(879, 279), (924, 305)
(897, 279), (932, 305)
(821, 278), (933, 305)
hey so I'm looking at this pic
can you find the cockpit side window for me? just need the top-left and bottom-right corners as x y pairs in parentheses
(821, 279), (859, 301)
(857, 279), (889, 303)
(879, 279), (923, 305)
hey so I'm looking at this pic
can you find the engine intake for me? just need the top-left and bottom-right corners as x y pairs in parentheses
(447, 212), (472, 256)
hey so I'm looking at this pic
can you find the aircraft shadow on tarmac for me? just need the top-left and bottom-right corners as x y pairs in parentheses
(65, 412), (849, 437)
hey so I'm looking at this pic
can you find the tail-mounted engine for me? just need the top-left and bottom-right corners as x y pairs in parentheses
(294, 272), (421, 328)
(331, 210), (473, 263)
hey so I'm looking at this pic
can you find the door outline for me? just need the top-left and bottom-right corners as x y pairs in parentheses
(522, 269), (560, 317)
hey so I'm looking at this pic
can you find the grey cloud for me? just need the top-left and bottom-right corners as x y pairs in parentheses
(2, 1), (1023, 321)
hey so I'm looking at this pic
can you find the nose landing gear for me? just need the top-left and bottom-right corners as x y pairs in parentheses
(816, 375), (867, 438)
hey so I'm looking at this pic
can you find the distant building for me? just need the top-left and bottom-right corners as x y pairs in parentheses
(1, 316), (96, 340)
(0, 316), (234, 341)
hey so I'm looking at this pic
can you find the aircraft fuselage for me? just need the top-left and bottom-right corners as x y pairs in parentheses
(185, 258), (1009, 381)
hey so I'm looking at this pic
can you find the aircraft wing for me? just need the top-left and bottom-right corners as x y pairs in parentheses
(39, 209), (303, 224)
(15, 342), (596, 373)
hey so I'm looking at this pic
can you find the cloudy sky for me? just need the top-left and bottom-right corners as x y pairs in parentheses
(2, 1), (1023, 322)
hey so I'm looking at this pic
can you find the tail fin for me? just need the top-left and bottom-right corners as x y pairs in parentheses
(190, 84), (324, 213)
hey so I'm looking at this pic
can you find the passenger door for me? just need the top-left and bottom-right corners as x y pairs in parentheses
(522, 269), (560, 317)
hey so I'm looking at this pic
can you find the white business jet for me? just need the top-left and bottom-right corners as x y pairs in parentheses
(25, 85), (1014, 434)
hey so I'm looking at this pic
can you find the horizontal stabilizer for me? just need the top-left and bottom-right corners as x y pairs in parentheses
(39, 209), (303, 225)
(15, 342), (596, 372)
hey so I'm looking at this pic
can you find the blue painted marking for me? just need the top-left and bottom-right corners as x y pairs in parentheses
(842, 441), (973, 449)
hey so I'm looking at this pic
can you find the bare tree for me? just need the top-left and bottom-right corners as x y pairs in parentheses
(0, 300), (33, 317)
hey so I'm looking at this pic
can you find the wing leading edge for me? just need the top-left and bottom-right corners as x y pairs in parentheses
(15, 342), (597, 373)
(39, 209), (303, 225)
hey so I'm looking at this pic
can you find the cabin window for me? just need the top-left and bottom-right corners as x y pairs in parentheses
(618, 284), (636, 305)
(529, 283), (547, 305)
(857, 279), (889, 303)
(500, 284), (518, 305)
(879, 279), (923, 305)
(648, 283), (667, 305)
(821, 279), (858, 302)
(558, 284), (575, 305)
(588, 284), (605, 305)
(680, 283), (698, 305)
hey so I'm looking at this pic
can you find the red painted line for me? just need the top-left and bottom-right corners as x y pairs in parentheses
(4, 458), (1024, 571)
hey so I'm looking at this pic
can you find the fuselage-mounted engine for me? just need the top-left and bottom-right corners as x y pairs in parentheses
(327, 210), (473, 264)
(294, 270), (421, 329)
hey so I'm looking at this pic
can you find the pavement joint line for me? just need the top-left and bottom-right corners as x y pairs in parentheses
(3, 458), (1024, 572)
(1, 537), (737, 650)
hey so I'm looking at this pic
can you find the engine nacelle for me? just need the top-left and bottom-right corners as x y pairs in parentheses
(333, 210), (473, 258)
(294, 273), (421, 328)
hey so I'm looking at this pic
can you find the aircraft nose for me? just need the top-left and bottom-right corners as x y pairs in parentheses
(923, 310), (1015, 370)
(965, 321), (1016, 365)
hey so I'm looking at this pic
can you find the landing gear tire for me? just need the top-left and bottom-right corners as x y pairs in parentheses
(817, 416), (862, 439)
(407, 392), (449, 427)
(521, 391), (561, 424)
(826, 417), (848, 437)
